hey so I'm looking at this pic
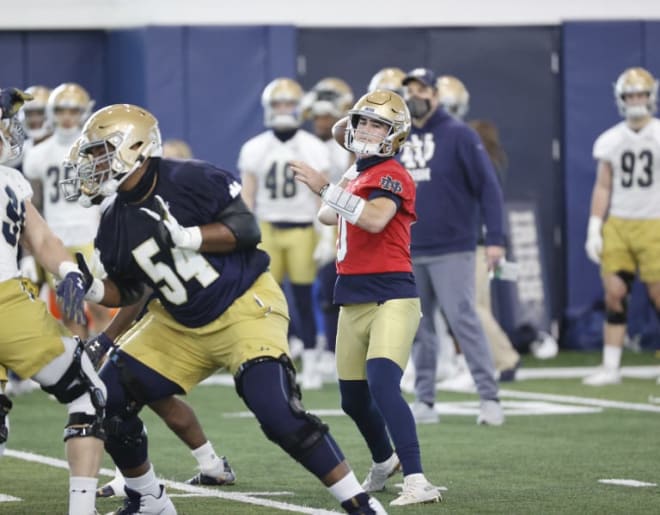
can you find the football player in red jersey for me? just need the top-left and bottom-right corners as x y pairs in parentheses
(291, 90), (441, 507)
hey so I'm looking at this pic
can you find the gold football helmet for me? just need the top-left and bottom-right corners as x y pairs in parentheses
(21, 85), (51, 140)
(367, 67), (406, 95)
(47, 82), (94, 135)
(304, 77), (354, 119)
(341, 89), (411, 157)
(614, 67), (658, 119)
(436, 75), (470, 120)
(62, 104), (161, 205)
(261, 78), (304, 130)
(0, 88), (30, 163)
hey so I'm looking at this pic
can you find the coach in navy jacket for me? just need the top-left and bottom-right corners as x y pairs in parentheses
(399, 67), (506, 426)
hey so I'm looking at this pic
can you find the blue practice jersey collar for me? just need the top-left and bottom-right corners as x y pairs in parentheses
(356, 155), (390, 172)
(118, 157), (159, 205)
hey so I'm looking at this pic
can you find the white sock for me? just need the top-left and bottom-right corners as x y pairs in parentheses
(328, 471), (363, 503)
(191, 441), (223, 475)
(124, 465), (160, 497)
(69, 476), (97, 515)
(404, 472), (425, 484)
(603, 345), (622, 370)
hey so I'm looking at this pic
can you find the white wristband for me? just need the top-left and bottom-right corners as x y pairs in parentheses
(321, 183), (365, 225)
(58, 261), (80, 279)
(85, 277), (105, 304)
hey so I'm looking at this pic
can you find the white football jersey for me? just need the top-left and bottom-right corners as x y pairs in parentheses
(238, 130), (330, 223)
(325, 138), (352, 183)
(593, 118), (660, 219)
(0, 165), (32, 281)
(23, 134), (100, 245)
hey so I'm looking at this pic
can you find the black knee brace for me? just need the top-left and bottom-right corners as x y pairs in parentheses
(235, 354), (329, 461)
(41, 338), (106, 410)
(40, 338), (106, 442)
(606, 271), (634, 325)
(0, 394), (12, 445)
(64, 412), (105, 442)
(104, 414), (148, 469)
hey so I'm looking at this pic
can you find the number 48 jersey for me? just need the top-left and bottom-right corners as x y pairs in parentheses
(238, 129), (330, 223)
(593, 118), (660, 219)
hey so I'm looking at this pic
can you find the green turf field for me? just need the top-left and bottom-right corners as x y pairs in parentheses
(2, 350), (660, 514)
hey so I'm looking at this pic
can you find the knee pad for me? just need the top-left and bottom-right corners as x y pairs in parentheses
(104, 415), (148, 469)
(235, 355), (329, 461)
(605, 296), (628, 325)
(41, 337), (106, 410)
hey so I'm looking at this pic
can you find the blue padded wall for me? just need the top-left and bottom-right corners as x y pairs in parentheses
(562, 21), (660, 348)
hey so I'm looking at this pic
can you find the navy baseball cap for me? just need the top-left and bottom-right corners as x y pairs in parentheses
(402, 68), (437, 88)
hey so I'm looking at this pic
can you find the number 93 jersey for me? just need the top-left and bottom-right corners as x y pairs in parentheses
(22, 135), (100, 246)
(0, 165), (31, 281)
(238, 129), (330, 223)
(593, 118), (660, 219)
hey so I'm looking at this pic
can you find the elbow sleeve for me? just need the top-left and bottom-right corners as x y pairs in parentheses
(217, 197), (261, 250)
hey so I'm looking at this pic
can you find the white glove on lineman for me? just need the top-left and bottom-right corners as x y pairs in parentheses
(585, 216), (603, 264)
(141, 195), (203, 250)
(314, 224), (336, 267)
(18, 255), (39, 283)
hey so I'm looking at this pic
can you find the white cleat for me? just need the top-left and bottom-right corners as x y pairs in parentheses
(477, 399), (505, 426)
(410, 401), (439, 425)
(582, 368), (621, 386)
(390, 473), (442, 506)
(107, 484), (176, 514)
(361, 452), (401, 492)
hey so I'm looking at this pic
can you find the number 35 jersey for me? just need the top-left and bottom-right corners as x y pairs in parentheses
(593, 118), (660, 219)
(0, 165), (32, 281)
(23, 135), (100, 245)
(237, 129), (330, 223)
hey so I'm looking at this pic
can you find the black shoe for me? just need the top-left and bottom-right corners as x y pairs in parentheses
(499, 359), (521, 382)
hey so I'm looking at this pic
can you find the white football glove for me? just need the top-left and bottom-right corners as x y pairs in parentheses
(313, 224), (337, 267)
(585, 216), (603, 264)
(141, 195), (202, 250)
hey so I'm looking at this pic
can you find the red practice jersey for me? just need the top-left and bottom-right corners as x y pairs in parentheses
(336, 159), (416, 275)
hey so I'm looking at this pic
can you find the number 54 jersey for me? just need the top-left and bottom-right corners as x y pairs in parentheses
(593, 118), (660, 219)
(237, 129), (330, 223)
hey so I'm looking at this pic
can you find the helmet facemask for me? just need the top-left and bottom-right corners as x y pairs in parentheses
(0, 115), (26, 163)
(346, 114), (397, 157)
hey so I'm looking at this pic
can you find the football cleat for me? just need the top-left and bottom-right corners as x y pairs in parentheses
(106, 484), (176, 515)
(97, 473), (126, 498)
(361, 452), (401, 492)
(582, 367), (621, 386)
(340, 492), (387, 514)
(390, 474), (442, 506)
(185, 456), (236, 486)
(411, 401), (439, 425)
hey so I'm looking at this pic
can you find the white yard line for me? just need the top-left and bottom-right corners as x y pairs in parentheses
(598, 479), (657, 487)
(498, 389), (660, 413)
(4, 449), (342, 514)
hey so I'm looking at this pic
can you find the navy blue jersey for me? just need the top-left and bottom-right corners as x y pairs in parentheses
(95, 157), (270, 327)
(399, 109), (505, 257)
